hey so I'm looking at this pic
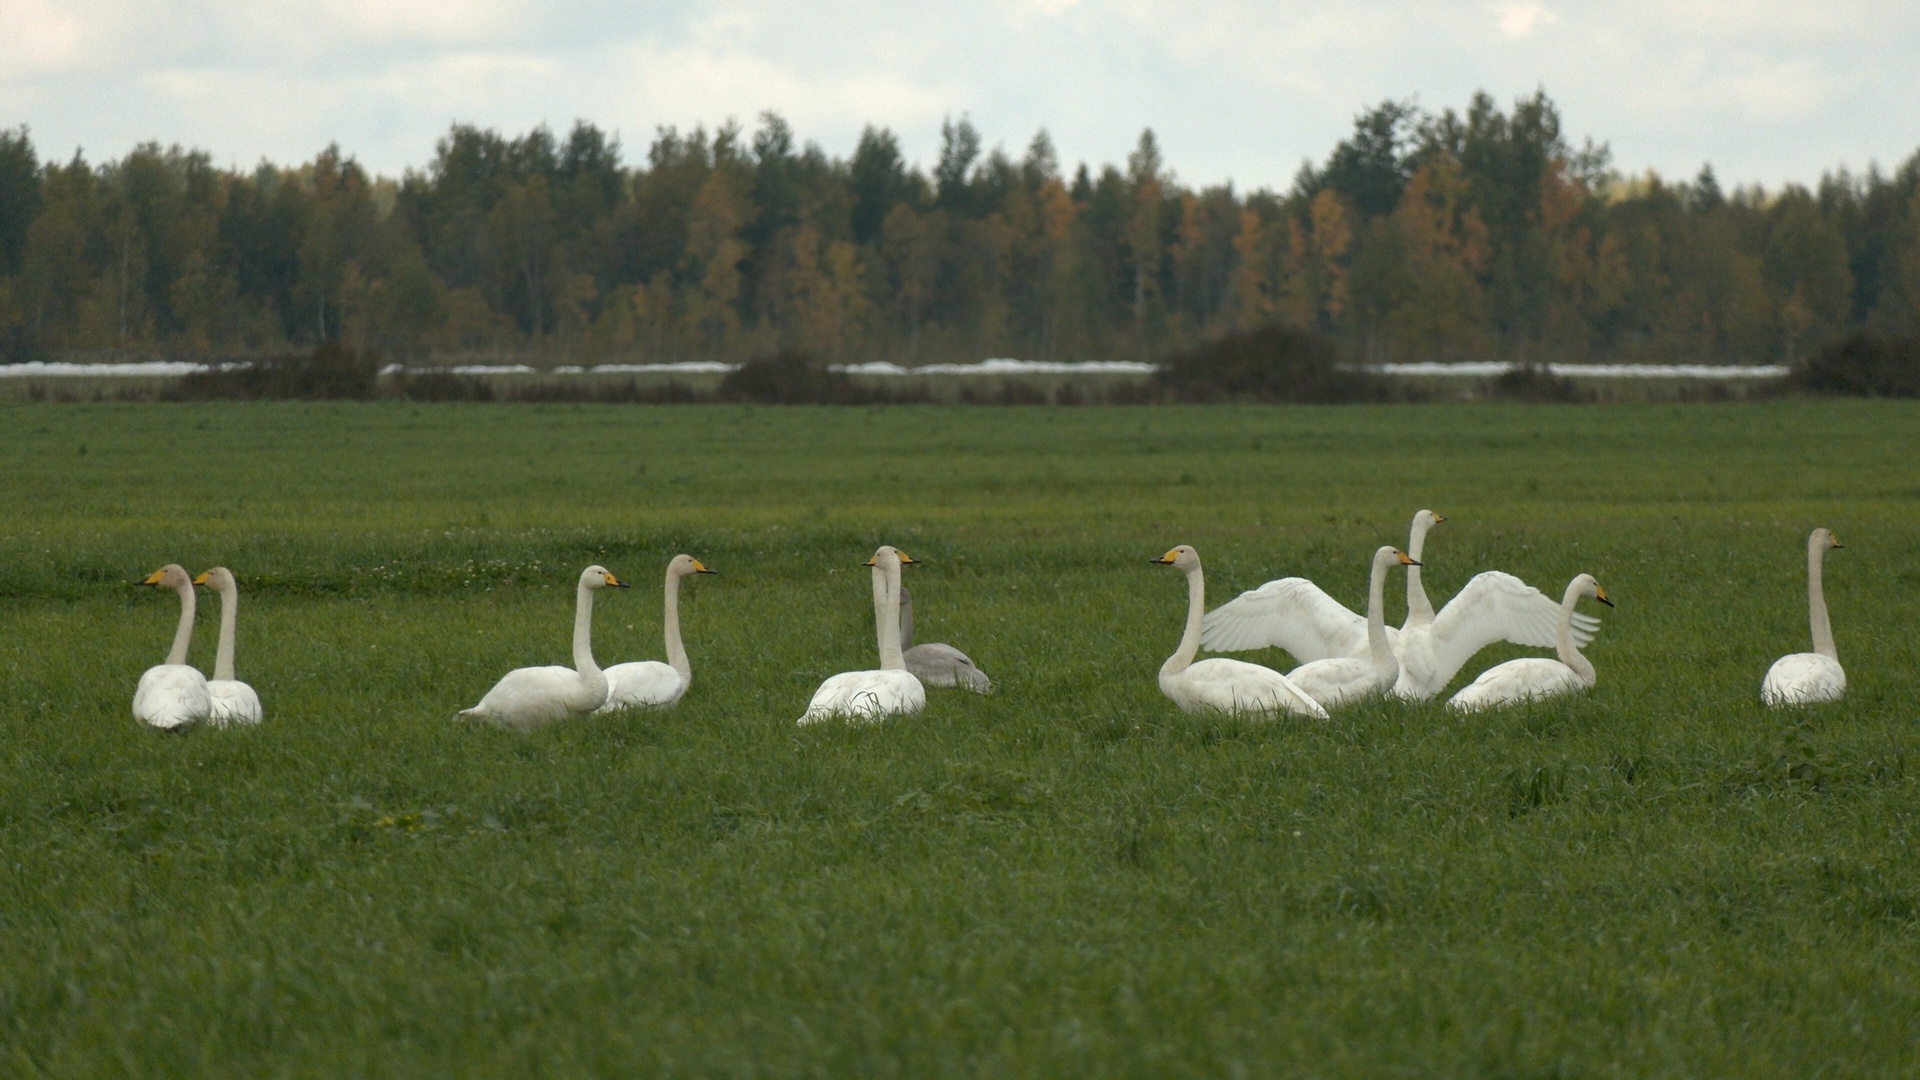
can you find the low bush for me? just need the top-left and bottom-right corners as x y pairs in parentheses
(717, 350), (871, 404)
(1156, 324), (1382, 403)
(1792, 332), (1920, 398)
(169, 343), (379, 400)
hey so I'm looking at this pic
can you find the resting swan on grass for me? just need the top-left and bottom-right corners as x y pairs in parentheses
(194, 567), (263, 726)
(1152, 546), (1327, 719)
(1283, 546), (1416, 708)
(133, 564), (212, 730)
(1200, 509), (1600, 699)
(1447, 574), (1612, 711)
(898, 587), (993, 692)
(799, 546), (926, 724)
(458, 565), (626, 729)
(595, 554), (716, 713)
(1762, 528), (1846, 707)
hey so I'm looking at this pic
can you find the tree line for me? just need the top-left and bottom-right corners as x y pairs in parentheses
(2, 90), (1917, 368)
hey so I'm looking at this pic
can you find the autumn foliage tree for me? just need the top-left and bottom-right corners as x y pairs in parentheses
(0, 95), (1915, 369)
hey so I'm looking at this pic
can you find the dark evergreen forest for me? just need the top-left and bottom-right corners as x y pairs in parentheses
(1, 91), (1916, 367)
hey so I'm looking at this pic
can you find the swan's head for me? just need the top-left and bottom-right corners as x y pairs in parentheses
(581, 565), (628, 589)
(1572, 573), (1613, 607)
(669, 554), (718, 577)
(1811, 527), (1842, 551)
(192, 567), (237, 591)
(865, 546), (915, 570)
(1151, 545), (1201, 571)
(1379, 545), (1421, 568)
(1413, 509), (1445, 530)
(141, 564), (192, 590)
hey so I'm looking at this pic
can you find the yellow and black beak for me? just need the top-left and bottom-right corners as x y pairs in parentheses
(192, 571), (211, 586)
(692, 560), (717, 575)
(605, 573), (629, 588)
(140, 569), (166, 586)
(1433, 514), (1447, 524)
(1397, 552), (1422, 567)
(1151, 549), (1179, 565)
(897, 552), (917, 566)
(1594, 585), (1614, 607)
(1832, 538), (1844, 549)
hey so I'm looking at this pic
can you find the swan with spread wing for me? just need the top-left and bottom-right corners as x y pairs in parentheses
(1200, 510), (1600, 699)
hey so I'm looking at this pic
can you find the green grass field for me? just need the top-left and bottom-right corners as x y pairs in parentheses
(3, 400), (1918, 1077)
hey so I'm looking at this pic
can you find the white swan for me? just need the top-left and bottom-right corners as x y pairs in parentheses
(800, 546), (926, 724)
(1284, 546), (1415, 708)
(133, 564), (211, 730)
(899, 586), (993, 693)
(458, 565), (626, 729)
(1152, 546), (1328, 719)
(1447, 574), (1612, 711)
(1762, 528), (1846, 707)
(193, 567), (263, 726)
(595, 554), (716, 713)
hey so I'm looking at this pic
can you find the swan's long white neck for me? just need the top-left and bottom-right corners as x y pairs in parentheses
(1365, 550), (1400, 680)
(212, 580), (238, 681)
(1405, 515), (1435, 628)
(662, 566), (689, 678)
(898, 587), (915, 651)
(166, 578), (197, 666)
(1161, 562), (1206, 679)
(1555, 579), (1595, 686)
(1807, 535), (1836, 659)
(874, 559), (907, 670)
(571, 578), (601, 678)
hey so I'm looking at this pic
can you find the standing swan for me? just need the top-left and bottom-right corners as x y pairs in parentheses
(800, 546), (926, 724)
(458, 566), (626, 729)
(193, 567), (263, 726)
(1285, 547), (1417, 708)
(899, 587), (993, 692)
(1762, 528), (1846, 706)
(133, 564), (211, 730)
(596, 554), (716, 713)
(1152, 546), (1328, 719)
(1448, 574), (1612, 711)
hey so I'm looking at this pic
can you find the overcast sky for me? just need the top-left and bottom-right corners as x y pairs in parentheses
(3, 1), (1916, 192)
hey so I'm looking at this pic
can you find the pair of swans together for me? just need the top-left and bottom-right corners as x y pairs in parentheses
(799, 546), (994, 724)
(457, 555), (715, 729)
(1159, 510), (1612, 714)
(134, 565), (262, 730)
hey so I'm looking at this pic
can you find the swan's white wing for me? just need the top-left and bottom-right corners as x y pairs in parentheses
(1447, 658), (1585, 711)
(1424, 571), (1599, 674)
(1200, 577), (1368, 662)
(799, 669), (925, 724)
(461, 664), (607, 729)
(597, 660), (690, 712)
(134, 664), (211, 730)
(1761, 653), (1845, 706)
(207, 680), (263, 726)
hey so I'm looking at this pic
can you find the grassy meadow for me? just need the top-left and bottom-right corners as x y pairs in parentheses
(2, 400), (1918, 1076)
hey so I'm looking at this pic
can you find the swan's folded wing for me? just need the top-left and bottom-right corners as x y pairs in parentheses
(1428, 571), (1601, 675)
(1199, 577), (1367, 662)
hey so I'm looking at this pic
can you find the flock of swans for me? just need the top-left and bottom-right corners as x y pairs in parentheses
(130, 513), (1848, 731)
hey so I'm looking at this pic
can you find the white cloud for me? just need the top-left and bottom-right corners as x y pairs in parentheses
(1, 0), (1916, 190)
(1492, 2), (1557, 39)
